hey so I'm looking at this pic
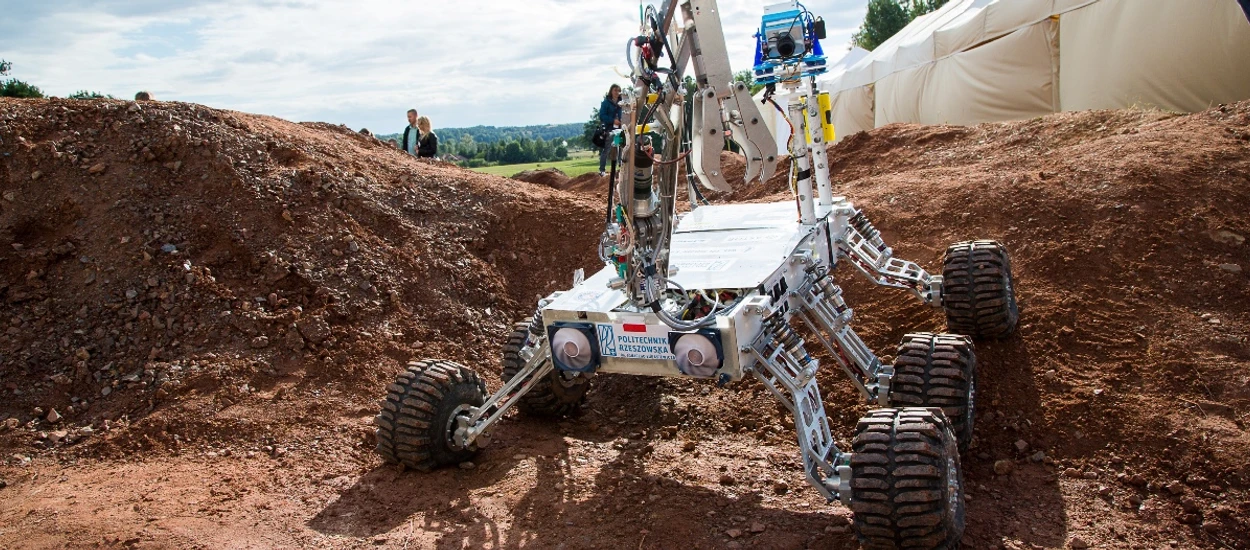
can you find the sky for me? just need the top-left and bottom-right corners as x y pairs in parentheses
(0, 0), (867, 132)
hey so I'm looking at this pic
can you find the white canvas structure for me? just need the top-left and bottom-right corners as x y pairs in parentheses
(816, 0), (1250, 143)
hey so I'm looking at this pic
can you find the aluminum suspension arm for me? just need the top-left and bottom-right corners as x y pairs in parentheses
(452, 339), (555, 449)
(835, 208), (944, 306)
(744, 309), (852, 504)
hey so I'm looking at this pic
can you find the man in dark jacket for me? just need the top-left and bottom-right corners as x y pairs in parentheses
(400, 109), (420, 156)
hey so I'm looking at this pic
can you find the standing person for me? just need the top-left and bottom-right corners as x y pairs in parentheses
(401, 109), (421, 156)
(416, 116), (438, 159)
(598, 84), (622, 176)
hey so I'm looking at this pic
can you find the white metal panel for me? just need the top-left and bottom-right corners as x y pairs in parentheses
(669, 202), (813, 290)
(544, 266), (628, 314)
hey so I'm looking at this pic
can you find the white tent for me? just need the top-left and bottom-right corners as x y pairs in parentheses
(817, 0), (1250, 142)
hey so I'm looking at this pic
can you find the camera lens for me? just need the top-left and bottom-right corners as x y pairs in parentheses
(777, 35), (796, 57)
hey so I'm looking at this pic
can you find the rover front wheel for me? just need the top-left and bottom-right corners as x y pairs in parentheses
(888, 333), (977, 451)
(850, 408), (966, 550)
(375, 360), (486, 471)
(942, 240), (1019, 339)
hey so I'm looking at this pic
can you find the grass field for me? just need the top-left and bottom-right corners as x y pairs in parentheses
(470, 150), (600, 178)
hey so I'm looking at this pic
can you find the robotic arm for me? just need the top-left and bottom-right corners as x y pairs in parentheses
(600, 0), (778, 327)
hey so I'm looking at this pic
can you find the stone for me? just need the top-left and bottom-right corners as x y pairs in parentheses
(993, 460), (1014, 476)
(1030, 451), (1046, 463)
(748, 522), (766, 534)
(88, 163), (107, 174)
(2, 191), (15, 202)
(1218, 263), (1242, 274)
(250, 336), (270, 349)
(1165, 480), (1185, 495)
(296, 317), (332, 345)
(161, 244), (177, 254)
(458, 461), (476, 470)
(45, 409), (61, 423)
(31, 171), (42, 181)
(773, 480), (789, 494)
(101, 386), (112, 397)
(1213, 230), (1245, 246)
(47, 430), (68, 444)
(1014, 439), (1029, 453)
(1069, 536), (1090, 549)
(725, 528), (743, 539)
(1178, 513), (1202, 525)
(718, 473), (736, 485)
(1180, 497), (1200, 514)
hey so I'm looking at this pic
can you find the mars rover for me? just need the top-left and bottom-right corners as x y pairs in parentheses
(375, 1), (1019, 547)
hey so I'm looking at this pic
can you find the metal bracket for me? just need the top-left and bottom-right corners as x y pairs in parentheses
(746, 312), (846, 502)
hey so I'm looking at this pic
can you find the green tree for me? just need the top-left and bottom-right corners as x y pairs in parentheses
(0, 60), (44, 99)
(458, 134), (477, 157)
(852, 0), (950, 51)
(502, 142), (525, 164)
(733, 70), (765, 96)
(583, 107), (602, 147)
(906, 0), (950, 18)
(852, 0), (910, 51)
(68, 90), (115, 99)
(554, 145), (569, 160)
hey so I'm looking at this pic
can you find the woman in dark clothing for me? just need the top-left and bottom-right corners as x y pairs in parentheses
(417, 115), (438, 158)
(598, 84), (622, 176)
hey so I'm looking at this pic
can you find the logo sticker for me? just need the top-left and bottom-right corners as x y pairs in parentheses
(597, 324), (617, 357)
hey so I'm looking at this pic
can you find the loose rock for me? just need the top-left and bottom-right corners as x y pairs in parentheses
(994, 460), (1014, 475)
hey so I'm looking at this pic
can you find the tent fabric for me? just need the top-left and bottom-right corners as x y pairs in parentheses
(830, 85), (875, 140)
(1059, 0), (1250, 112)
(919, 19), (1058, 125)
(816, 0), (1250, 143)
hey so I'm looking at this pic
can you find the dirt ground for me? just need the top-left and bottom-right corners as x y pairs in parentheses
(1, 98), (1248, 549)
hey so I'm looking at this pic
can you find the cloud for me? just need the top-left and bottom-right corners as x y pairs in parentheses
(1, 0), (865, 131)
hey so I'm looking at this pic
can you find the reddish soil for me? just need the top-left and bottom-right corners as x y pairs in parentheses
(512, 168), (572, 190)
(1, 97), (1248, 549)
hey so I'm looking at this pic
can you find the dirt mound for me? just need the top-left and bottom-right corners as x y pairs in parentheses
(0, 98), (601, 460)
(728, 103), (1250, 546)
(1, 98), (1248, 549)
(567, 171), (609, 193)
(512, 167), (571, 189)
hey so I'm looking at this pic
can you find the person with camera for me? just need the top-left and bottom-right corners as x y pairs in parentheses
(597, 84), (622, 177)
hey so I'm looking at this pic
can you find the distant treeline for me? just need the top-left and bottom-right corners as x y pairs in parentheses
(376, 122), (585, 167)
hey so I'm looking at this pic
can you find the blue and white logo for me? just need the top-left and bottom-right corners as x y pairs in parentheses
(597, 324), (617, 357)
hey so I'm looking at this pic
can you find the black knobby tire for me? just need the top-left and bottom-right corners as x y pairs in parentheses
(375, 360), (486, 471)
(850, 408), (966, 550)
(942, 240), (1019, 339)
(889, 333), (977, 451)
(502, 318), (590, 417)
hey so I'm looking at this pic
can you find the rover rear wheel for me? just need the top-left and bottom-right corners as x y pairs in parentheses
(942, 240), (1019, 339)
(850, 407), (966, 550)
(375, 360), (486, 471)
(888, 333), (977, 451)
(502, 317), (590, 417)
